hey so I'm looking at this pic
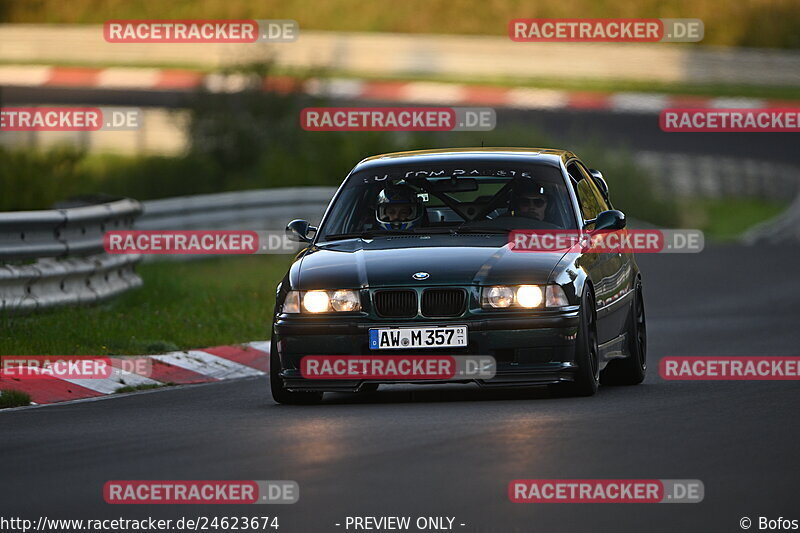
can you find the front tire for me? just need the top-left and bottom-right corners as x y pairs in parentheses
(601, 284), (647, 385)
(552, 290), (599, 397)
(270, 341), (324, 405)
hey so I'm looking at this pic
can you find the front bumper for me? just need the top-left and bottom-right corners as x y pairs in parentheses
(273, 309), (581, 392)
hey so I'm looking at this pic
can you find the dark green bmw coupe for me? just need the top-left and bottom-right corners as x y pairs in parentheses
(270, 148), (646, 404)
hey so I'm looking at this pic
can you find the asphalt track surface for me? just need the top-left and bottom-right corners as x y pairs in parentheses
(1, 243), (798, 533)
(4, 86), (800, 166)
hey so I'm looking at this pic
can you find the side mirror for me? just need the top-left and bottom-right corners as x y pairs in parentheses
(286, 219), (317, 243)
(586, 210), (626, 231)
(588, 169), (610, 202)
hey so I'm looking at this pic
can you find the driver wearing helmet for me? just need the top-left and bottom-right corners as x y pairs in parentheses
(511, 180), (550, 222)
(375, 185), (425, 230)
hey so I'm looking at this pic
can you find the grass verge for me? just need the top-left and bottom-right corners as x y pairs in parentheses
(0, 389), (32, 409)
(682, 198), (788, 241)
(0, 255), (293, 355)
(3, 0), (800, 49)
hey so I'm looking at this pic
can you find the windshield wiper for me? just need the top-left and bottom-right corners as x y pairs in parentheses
(412, 227), (457, 234)
(411, 227), (507, 235)
(451, 227), (509, 234)
(324, 227), (507, 241)
(323, 230), (416, 241)
(449, 221), (510, 234)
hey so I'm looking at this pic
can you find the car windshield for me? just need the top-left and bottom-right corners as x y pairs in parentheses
(318, 163), (577, 241)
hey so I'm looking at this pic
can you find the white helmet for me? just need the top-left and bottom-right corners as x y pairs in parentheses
(375, 185), (424, 230)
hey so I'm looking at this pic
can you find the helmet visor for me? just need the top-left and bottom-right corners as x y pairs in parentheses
(377, 202), (420, 223)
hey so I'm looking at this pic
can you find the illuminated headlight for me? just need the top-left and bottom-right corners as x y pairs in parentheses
(283, 290), (362, 314)
(516, 285), (543, 308)
(303, 291), (330, 313)
(482, 285), (569, 309)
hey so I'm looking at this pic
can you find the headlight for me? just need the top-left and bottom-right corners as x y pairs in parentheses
(303, 291), (330, 313)
(482, 285), (569, 309)
(283, 289), (362, 314)
(331, 289), (360, 312)
(516, 285), (543, 308)
(485, 286), (515, 308)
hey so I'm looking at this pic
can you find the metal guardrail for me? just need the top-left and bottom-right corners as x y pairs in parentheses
(136, 186), (338, 261)
(741, 193), (800, 245)
(0, 188), (339, 313)
(0, 199), (142, 314)
(633, 152), (800, 202)
(138, 187), (337, 230)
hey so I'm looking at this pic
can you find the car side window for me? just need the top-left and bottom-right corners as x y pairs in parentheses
(567, 162), (604, 224)
(576, 162), (610, 212)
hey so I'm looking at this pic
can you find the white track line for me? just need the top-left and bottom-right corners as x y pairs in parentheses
(402, 82), (467, 104)
(152, 350), (265, 380)
(506, 88), (569, 110)
(62, 369), (162, 395)
(710, 97), (766, 108)
(246, 341), (271, 354)
(611, 92), (670, 113)
(97, 67), (162, 89)
(305, 78), (366, 99)
(0, 65), (52, 86)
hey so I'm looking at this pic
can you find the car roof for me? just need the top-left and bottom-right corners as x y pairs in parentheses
(352, 147), (575, 173)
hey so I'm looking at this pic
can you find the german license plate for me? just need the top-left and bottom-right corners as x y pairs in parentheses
(369, 325), (468, 350)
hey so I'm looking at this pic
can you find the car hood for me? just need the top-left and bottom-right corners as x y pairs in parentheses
(293, 235), (567, 288)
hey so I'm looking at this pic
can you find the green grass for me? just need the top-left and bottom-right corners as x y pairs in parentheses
(684, 198), (788, 241)
(0, 255), (293, 355)
(3, 0), (800, 49)
(0, 389), (32, 409)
